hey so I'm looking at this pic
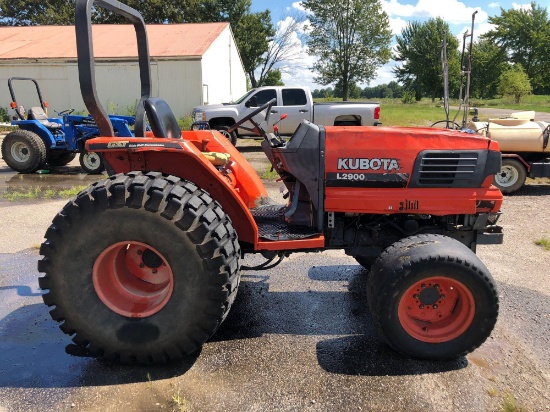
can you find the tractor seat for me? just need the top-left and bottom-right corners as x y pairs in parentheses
(28, 107), (62, 130)
(144, 97), (181, 138)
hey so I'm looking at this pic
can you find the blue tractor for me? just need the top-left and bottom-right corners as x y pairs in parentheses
(1, 77), (136, 173)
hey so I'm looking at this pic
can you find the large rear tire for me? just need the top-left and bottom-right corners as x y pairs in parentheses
(38, 172), (241, 364)
(1, 129), (47, 173)
(493, 158), (526, 194)
(367, 234), (498, 360)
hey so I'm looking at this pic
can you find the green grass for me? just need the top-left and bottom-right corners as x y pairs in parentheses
(315, 95), (550, 127)
(171, 391), (189, 411)
(1, 185), (88, 201)
(260, 165), (279, 180)
(535, 238), (550, 251)
(500, 394), (528, 412)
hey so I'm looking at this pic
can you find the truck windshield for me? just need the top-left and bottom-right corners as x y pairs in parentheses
(232, 89), (256, 104)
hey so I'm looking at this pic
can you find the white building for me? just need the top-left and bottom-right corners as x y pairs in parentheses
(0, 23), (246, 118)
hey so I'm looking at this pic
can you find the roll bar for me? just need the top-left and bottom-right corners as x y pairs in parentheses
(74, 0), (151, 136)
(8, 77), (47, 120)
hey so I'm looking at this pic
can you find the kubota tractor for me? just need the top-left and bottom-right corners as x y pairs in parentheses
(38, 0), (504, 364)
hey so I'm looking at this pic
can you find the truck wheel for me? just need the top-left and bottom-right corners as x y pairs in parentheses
(1, 129), (47, 173)
(48, 151), (76, 167)
(38, 172), (241, 364)
(213, 125), (237, 146)
(367, 234), (498, 360)
(79, 150), (105, 174)
(493, 158), (526, 194)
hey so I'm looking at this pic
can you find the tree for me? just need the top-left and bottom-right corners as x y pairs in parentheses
(394, 18), (461, 102)
(234, 11), (275, 88)
(262, 69), (284, 86)
(334, 79), (361, 99)
(498, 65), (532, 103)
(303, 0), (392, 101)
(483, 2), (550, 94)
(469, 38), (509, 99)
(254, 11), (307, 88)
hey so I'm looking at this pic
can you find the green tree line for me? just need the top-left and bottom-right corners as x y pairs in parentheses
(393, 2), (549, 102)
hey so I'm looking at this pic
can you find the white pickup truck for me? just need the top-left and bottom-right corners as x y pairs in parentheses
(192, 86), (381, 144)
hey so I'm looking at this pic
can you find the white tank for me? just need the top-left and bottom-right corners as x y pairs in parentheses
(467, 112), (549, 153)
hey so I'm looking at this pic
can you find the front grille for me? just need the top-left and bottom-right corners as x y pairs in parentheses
(417, 152), (479, 185)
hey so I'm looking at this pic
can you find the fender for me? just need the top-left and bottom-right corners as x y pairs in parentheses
(87, 133), (266, 246)
(11, 120), (60, 149)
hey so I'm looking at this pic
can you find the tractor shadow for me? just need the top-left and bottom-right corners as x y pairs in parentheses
(508, 183), (550, 196)
(213, 263), (467, 377)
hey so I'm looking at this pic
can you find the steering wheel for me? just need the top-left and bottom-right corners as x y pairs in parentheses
(57, 109), (75, 116)
(228, 98), (276, 139)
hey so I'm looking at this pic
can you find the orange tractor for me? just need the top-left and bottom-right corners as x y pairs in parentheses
(39, 0), (503, 364)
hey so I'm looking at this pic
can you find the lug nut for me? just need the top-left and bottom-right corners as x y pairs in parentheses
(419, 304), (425, 309)
(139, 263), (144, 268)
(421, 284), (426, 288)
(152, 269), (158, 274)
(440, 294), (445, 299)
(433, 304), (438, 309)
(413, 294), (419, 299)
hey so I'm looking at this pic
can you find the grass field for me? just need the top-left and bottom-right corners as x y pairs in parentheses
(377, 96), (550, 127)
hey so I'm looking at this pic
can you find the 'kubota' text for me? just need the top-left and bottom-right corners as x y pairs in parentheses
(337, 158), (400, 171)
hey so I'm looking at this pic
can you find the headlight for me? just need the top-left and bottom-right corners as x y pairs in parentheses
(193, 110), (206, 122)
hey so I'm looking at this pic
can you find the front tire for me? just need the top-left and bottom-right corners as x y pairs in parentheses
(493, 158), (526, 194)
(79, 150), (105, 174)
(38, 172), (241, 364)
(367, 234), (498, 360)
(213, 125), (237, 146)
(1, 129), (47, 173)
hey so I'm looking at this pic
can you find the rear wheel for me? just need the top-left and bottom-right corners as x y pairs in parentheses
(1, 129), (47, 173)
(367, 234), (498, 360)
(79, 150), (105, 174)
(493, 158), (526, 194)
(38, 172), (241, 364)
(213, 125), (237, 146)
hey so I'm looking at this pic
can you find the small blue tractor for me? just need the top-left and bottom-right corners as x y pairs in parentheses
(1, 77), (136, 173)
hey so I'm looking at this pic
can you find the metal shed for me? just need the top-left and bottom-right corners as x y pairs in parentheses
(0, 23), (246, 118)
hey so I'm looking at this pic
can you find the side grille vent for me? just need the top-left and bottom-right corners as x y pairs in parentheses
(409, 150), (497, 188)
(417, 152), (478, 185)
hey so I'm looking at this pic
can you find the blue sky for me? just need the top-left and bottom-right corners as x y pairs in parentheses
(249, 0), (542, 89)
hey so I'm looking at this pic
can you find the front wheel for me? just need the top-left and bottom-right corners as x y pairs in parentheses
(1, 129), (47, 173)
(213, 125), (237, 146)
(38, 172), (241, 364)
(79, 150), (105, 174)
(493, 158), (526, 194)
(367, 234), (498, 360)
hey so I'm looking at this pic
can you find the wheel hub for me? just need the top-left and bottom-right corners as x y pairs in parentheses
(418, 286), (440, 306)
(398, 276), (475, 343)
(93, 241), (174, 318)
(11, 142), (30, 162)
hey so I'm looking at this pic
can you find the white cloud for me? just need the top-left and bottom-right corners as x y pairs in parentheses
(381, 0), (488, 25)
(488, 2), (500, 7)
(512, 3), (532, 10)
(389, 17), (408, 35)
(292, 2), (305, 12)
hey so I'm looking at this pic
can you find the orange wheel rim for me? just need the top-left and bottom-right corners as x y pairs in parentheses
(93, 241), (174, 318)
(398, 276), (475, 343)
